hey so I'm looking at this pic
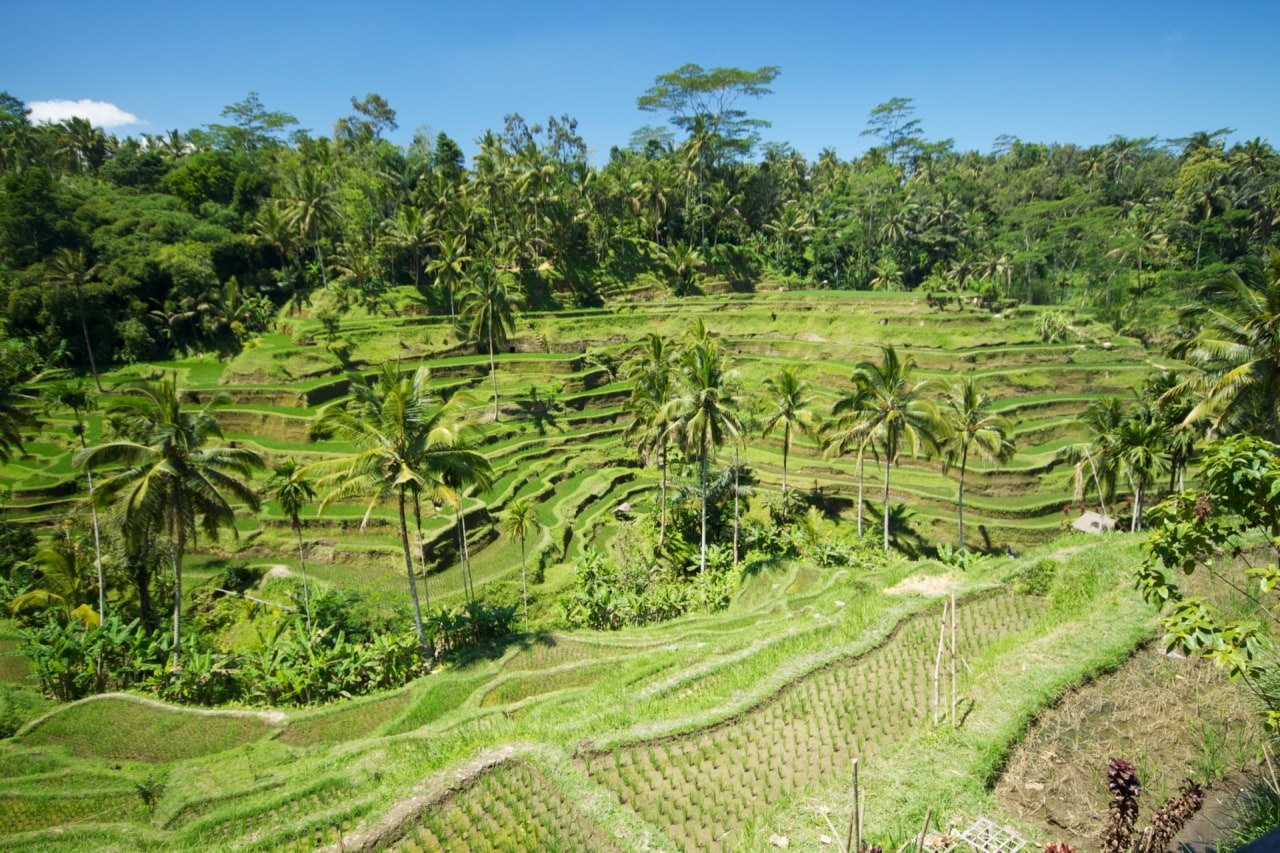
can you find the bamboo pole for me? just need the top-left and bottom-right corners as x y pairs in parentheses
(845, 758), (859, 853)
(951, 592), (958, 728)
(915, 807), (933, 853)
(932, 598), (948, 725)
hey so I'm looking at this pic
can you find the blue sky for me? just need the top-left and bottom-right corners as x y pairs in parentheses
(4, 1), (1278, 163)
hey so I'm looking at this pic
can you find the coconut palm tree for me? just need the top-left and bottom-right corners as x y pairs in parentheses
(0, 383), (34, 465)
(940, 376), (1015, 549)
(673, 336), (741, 574)
(426, 233), (471, 322)
(1114, 411), (1171, 532)
(851, 346), (944, 553)
(9, 535), (99, 626)
(282, 164), (339, 289)
(760, 366), (817, 503)
(502, 498), (540, 632)
(624, 333), (679, 547)
(42, 375), (106, 622)
(312, 364), (491, 650)
(1172, 253), (1280, 442)
(459, 264), (523, 422)
(1058, 396), (1125, 525)
(75, 378), (264, 666)
(45, 249), (103, 390)
(827, 383), (877, 538)
(269, 458), (316, 633)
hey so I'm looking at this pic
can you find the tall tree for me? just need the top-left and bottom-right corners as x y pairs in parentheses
(760, 366), (816, 501)
(45, 248), (103, 390)
(674, 335), (741, 574)
(851, 346), (943, 553)
(638, 64), (780, 164)
(827, 383), (877, 538)
(501, 497), (540, 632)
(269, 458), (316, 633)
(313, 365), (491, 650)
(940, 376), (1015, 549)
(1173, 253), (1280, 442)
(43, 376), (106, 622)
(282, 164), (339, 289)
(75, 379), (264, 665)
(624, 333), (679, 547)
(459, 264), (523, 422)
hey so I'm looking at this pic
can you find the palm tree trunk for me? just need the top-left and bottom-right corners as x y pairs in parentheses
(856, 445), (865, 538)
(1131, 479), (1144, 533)
(170, 536), (183, 668)
(519, 540), (528, 633)
(882, 454), (892, 554)
(781, 424), (790, 499)
(733, 445), (740, 570)
(957, 446), (969, 550)
(315, 243), (327, 288)
(488, 325), (500, 422)
(413, 493), (431, 619)
(74, 282), (102, 392)
(700, 432), (708, 575)
(398, 488), (427, 650)
(294, 522), (312, 635)
(659, 440), (668, 548)
(458, 499), (474, 604)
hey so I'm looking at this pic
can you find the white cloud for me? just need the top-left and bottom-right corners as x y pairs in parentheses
(27, 99), (142, 129)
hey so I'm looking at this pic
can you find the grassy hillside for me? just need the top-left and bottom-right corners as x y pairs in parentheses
(2, 289), (1239, 851)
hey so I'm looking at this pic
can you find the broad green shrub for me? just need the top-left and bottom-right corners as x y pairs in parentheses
(559, 548), (735, 630)
(1012, 558), (1059, 596)
(428, 600), (518, 657)
(18, 613), (432, 707)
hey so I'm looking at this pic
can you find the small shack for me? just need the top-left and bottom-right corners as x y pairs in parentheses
(1071, 510), (1116, 534)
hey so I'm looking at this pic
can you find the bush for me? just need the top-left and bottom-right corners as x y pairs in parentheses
(1012, 558), (1059, 596)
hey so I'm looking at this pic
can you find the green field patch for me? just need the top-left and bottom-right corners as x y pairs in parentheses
(277, 690), (414, 748)
(385, 759), (622, 853)
(18, 695), (280, 763)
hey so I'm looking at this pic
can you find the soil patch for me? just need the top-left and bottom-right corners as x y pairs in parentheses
(995, 645), (1266, 850)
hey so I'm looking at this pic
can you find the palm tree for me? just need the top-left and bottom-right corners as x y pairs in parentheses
(1114, 411), (1170, 532)
(9, 535), (99, 625)
(459, 264), (522, 422)
(75, 378), (264, 666)
(269, 458), (316, 633)
(624, 333), (679, 547)
(502, 498), (540, 632)
(426, 233), (471, 322)
(282, 164), (339, 289)
(673, 336), (741, 574)
(313, 364), (492, 649)
(0, 377), (35, 465)
(827, 383), (877, 538)
(1059, 396), (1125, 524)
(851, 346), (944, 553)
(46, 249), (103, 390)
(1172, 254), (1280, 442)
(940, 376), (1015, 549)
(383, 204), (434, 290)
(760, 367), (817, 502)
(42, 376), (106, 622)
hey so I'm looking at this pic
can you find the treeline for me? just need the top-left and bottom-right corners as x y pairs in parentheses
(1, 70), (1278, 377)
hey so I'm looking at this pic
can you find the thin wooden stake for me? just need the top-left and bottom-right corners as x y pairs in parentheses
(950, 592), (958, 728)
(932, 598), (948, 726)
(915, 806), (933, 853)
(845, 758), (859, 853)
(858, 791), (866, 853)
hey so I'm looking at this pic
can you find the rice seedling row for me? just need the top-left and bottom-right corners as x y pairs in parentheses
(385, 760), (621, 853)
(579, 591), (1046, 852)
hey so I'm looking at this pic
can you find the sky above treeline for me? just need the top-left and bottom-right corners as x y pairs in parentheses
(5, 0), (1279, 163)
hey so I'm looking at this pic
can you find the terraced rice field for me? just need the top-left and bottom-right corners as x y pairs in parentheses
(0, 291), (1158, 620)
